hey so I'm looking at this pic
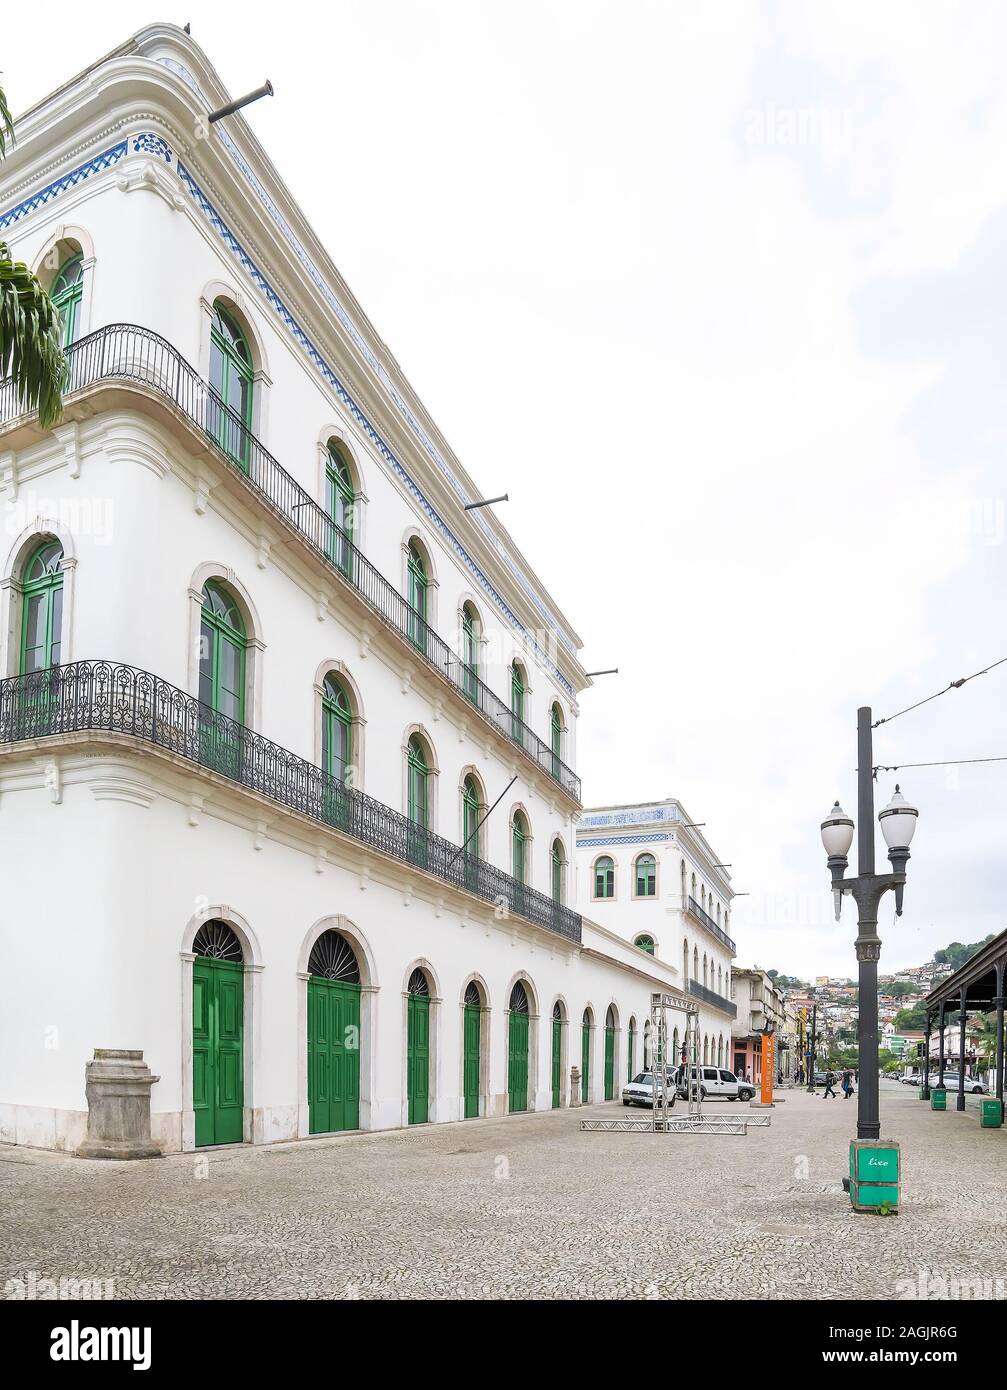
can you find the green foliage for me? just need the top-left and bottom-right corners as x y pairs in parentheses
(0, 77), (13, 156)
(934, 937), (994, 970)
(894, 1003), (928, 1031)
(0, 77), (66, 426)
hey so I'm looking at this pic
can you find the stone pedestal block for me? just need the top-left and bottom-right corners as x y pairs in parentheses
(570, 1066), (581, 1107)
(77, 1049), (161, 1160)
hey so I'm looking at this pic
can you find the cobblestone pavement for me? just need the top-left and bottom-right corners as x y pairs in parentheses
(1, 1081), (1004, 1300)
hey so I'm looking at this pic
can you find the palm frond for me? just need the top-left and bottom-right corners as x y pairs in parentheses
(0, 241), (66, 427)
(0, 78), (14, 158)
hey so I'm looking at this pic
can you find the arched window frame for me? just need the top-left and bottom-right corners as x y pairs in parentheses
(320, 670), (353, 785)
(550, 837), (566, 904)
(460, 600), (482, 703)
(549, 701), (564, 777)
(402, 532), (438, 650)
(460, 770), (485, 860)
(634, 852), (657, 899)
(208, 300), (255, 470)
(18, 539), (65, 673)
(511, 807), (531, 884)
(592, 854), (615, 900)
(198, 285), (270, 442)
(634, 934), (656, 956)
(186, 564), (265, 730)
(510, 659), (528, 740)
(50, 254), (84, 349)
(324, 439), (356, 576)
(199, 579), (247, 723)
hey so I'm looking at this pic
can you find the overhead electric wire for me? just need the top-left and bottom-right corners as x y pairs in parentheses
(872, 755), (1007, 775)
(872, 656), (1007, 728)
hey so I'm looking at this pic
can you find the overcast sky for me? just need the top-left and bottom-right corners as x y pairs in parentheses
(6, 2), (1006, 980)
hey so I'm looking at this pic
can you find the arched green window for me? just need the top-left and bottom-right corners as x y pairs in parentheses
(551, 838), (565, 904)
(511, 810), (529, 883)
(20, 540), (64, 673)
(594, 855), (614, 899)
(51, 255), (83, 349)
(326, 441), (354, 575)
(407, 734), (429, 828)
(406, 734), (431, 868)
(462, 773), (481, 854)
(461, 602), (479, 703)
(208, 301), (254, 468)
(550, 702), (563, 777)
(321, 672), (352, 784)
(199, 581), (246, 722)
(635, 852), (657, 897)
(634, 934), (656, 956)
(510, 661), (526, 741)
(407, 540), (428, 651)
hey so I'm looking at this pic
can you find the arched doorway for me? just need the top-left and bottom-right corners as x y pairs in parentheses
(627, 1016), (637, 1081)
(463, 980), (482, 1119)
(307, 930), (361, 1134)
(581, 1008), (593, 1102)
(508, 981), (530, 1113)
(551, 1001), (564, 1108)
(193, 920), (244, 1147)
(407, 968), (431, 1124)
(604, 1006), (616, 1100)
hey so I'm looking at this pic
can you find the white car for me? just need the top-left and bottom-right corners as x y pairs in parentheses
(930, 1074), (985, 1094)
(622, 1072), (677, 1108)
(671, 1065), (756, 1102)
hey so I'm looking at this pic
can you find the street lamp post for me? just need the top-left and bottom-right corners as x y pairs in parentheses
(805, 1003), (818, 1092)
(820, 706), (919, 1141)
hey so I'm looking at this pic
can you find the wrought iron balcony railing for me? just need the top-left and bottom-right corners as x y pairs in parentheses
(0, 324), (581, 802)
(687, 895), (736, 954)
(0, 660), (582, 945)
(688, 979), (738, 1019)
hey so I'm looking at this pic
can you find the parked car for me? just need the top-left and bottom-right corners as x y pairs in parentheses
(669, 1065), (756, 1102)
(930, 1073), (985, 1094)
(622, 1072), (677, 1108)
(900, 1072), (921, 1085)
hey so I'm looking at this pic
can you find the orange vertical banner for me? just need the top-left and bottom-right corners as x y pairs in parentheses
(761, 1032), (775, 1106)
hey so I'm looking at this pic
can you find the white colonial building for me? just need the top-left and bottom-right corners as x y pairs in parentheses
(575, 801), (738, 1070)
(0, 25), (690, 1154)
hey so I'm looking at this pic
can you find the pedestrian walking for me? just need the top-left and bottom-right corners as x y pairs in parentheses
(823, 1069), (837, 1099)
(842, 1068), (854, 1099)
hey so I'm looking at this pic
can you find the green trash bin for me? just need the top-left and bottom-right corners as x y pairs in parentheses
(980, 1098), (1003, 1129)
(931, 1088), (947, 1111)
(849, 1139), (900, 1212)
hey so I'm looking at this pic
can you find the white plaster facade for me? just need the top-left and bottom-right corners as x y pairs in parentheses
(575, 800), (739, 1068)
(0, 26), (688, 1153)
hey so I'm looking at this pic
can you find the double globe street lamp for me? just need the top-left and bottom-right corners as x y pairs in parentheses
(820, 707), (919, 1141)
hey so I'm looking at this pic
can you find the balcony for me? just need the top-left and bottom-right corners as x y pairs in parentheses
(686, 896), (736, 954)
(0, 660), (582, 946)
(0, 324), (581, 803)
(688, 979), (738, 1019)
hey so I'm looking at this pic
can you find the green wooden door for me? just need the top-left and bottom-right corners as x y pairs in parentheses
(308, 977), (360, 1134)
(628, 1025), (636, 1081)
(508, 1010), (530, 1113)
(551, 1016), (562, 1108)
(581, 1019), (591, 1103)
(604, 1023), (615, 1100)
(193, 958), (244, 1147)
(407, 992), (430, 1125)
(463, 1004), (481, 1118)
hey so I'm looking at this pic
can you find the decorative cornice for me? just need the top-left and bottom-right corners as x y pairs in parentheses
(577, 832), (672, 847)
